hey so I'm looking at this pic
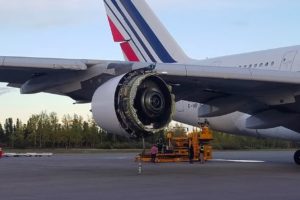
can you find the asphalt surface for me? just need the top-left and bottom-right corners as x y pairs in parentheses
(0, 150), (300, 200)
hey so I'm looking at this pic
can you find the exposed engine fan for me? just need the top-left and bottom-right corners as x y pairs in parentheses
(92, 70), (175, 138)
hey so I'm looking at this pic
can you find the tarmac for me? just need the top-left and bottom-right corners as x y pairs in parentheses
(0, 150), (300, 200)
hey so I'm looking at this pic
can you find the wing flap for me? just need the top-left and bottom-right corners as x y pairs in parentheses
(0, 56), (87, 70)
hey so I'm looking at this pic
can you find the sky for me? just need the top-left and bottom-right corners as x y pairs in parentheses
(1, 0), (300, 124)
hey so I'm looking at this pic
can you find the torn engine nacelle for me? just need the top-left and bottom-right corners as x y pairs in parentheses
(91, 70), (175, 138)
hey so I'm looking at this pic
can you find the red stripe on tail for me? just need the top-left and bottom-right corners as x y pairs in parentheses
(120, 42), (139, 61)
(107, 16), (125, 42)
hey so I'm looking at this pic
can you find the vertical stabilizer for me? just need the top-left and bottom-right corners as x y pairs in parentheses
(104, 0), (190, 63)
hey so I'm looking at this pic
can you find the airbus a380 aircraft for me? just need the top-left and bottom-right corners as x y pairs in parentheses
(1, 0), (300, 164)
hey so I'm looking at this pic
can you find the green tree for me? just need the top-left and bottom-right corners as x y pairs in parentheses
(61, 114), (72, 148)
(26, 115), (40, 148)
(49, 112), (59, 148)
(14, 119), (25, 148)
(4, 118), (14, 148)
(89, 119), (101, 148)
(70, 114), (83, 147)
(0, 123), (5, 145)
(36, 112), (51, 148)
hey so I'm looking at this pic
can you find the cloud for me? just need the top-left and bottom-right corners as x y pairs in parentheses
(0, 0), (105, 29)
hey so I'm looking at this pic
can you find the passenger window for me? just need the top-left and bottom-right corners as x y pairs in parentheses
(259, 63), (263, 67)
(244, 65), (247, 68)
(254, 64), (258, 67)
(249, 64), (252, 68)
(271, 61), (275, 66)
(265, 62), (269, 67)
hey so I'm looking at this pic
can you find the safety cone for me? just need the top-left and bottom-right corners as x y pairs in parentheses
(0, 147), (3, 158)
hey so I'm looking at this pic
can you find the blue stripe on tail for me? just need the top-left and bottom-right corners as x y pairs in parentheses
(110, 0), (156, 62)
(120, 0), (176, 63)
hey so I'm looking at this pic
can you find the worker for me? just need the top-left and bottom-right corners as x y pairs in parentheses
(199, 144), (205, 164)
(150, 144), (158, 163)
(157, 138), (163, 153)
(189, 144), (194, 164)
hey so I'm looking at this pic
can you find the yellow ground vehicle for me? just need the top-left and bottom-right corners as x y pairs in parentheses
(136, 125), (213, 163)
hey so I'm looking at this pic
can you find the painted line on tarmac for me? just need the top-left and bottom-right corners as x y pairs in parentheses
(211, 159), (265, 163)
(4, 153), (53, 157)
(100, 156), (131, 160)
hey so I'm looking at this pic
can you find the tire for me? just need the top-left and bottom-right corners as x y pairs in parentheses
(294, 150), (300, 165)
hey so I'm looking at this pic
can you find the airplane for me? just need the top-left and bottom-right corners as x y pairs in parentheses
(1, 0), (300, 165)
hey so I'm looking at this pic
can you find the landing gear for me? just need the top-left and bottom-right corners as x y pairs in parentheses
(294, 150), (300, 165)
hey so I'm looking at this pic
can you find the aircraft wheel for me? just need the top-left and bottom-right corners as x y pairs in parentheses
(294, 150), (300, 165)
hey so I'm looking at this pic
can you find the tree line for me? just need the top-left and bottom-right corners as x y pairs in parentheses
(0, 112), (299, 149)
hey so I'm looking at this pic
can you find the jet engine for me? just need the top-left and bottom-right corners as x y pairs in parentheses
(91, 71), (175, 138)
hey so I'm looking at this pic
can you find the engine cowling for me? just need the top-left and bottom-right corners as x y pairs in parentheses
(91, 71), (175, 138)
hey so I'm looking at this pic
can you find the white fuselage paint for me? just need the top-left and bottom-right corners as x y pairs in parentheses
(174, 45), (300, 141)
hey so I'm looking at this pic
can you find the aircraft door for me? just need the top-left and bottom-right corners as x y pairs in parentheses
(280, 51), (297, 71)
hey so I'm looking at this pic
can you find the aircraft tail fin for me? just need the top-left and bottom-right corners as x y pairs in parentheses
(104, 0), (190, 63)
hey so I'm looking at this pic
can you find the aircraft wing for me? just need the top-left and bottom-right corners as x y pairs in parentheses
(1, 57), (299, 106)
(156, 63), (300, 132)
(0, 56), (124, 96)
(157, 64), (300, 100)
(0, 56), (150, 99)
(0, 56), (89, 84)
(1, 57), (300, 132)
